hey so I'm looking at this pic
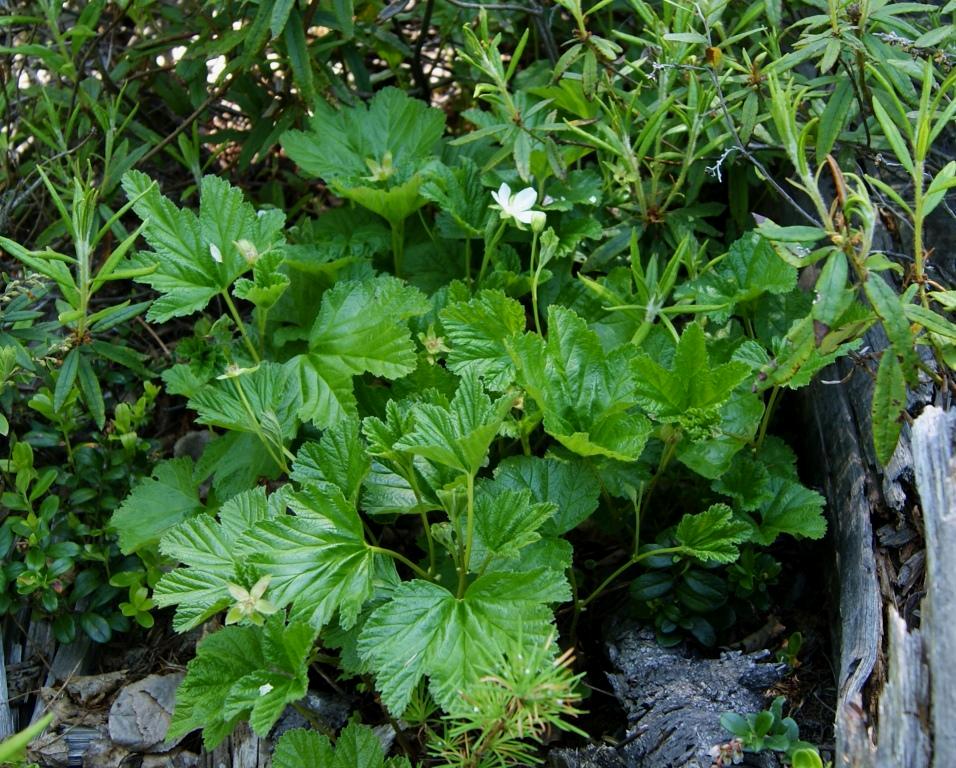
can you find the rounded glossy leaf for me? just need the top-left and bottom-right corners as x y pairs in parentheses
(53, 614), (76, 644)
(720, 712), (750, 738)
(79, 612), (112, 643)
(630, 571), (674, 601)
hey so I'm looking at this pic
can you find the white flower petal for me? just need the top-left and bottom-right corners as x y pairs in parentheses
(250, 575), (271, 600)
(515, 209), (536, 224)
(209, 243), (223, 263)
(491, 183), (511, 208)
(512, 187), (537, 211)
(227, 583), (249, 602)
(258, 683), (274, 696)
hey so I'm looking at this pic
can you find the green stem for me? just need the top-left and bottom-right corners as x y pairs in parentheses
(369, 545), (431, 580)
(478, 221), (507, 285)
(404, 460), (436, 575)
(62, 429), (74, 466)
(458, 473), (476, 598)
(913, 157), (927, 303)
(392, 218), (405, 278)
(520, 429), (531, 456)
(530, 229), (543, 335)
(465, 238), (473, 285)
(419, 510), (436, 576)
(222, 290), (261, 363)
(640, 431), (678, 517)
(579, 545), (684, 609)
(633, 481), (644, 559)
(255, 307), (268, 358)
(231, 377), (289, 474)
(755, 385), (780, 451)
(568, 565), (580, 647)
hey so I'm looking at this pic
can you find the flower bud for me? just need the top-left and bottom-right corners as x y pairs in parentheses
(234, 239), (259, 264)
(530, 210), (547, 234)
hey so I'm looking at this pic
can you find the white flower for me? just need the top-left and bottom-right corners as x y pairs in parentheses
(209, 243), (223, 263)
(225, 575), (279, 626)
(234, 239), (258, 264)
(491, 182), (539, 226)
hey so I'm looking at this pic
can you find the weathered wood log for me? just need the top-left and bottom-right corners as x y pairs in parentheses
(550, 625), (787, 768)
(0, 626), (13, 740)
(801, 339), (886, 766)
(802, 332), (953, 766)
(874, 607), (929, 767)
(911, 406), (956, 766)
(201, 721), (270, 768)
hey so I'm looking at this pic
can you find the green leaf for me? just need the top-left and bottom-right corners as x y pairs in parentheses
(863, 274), (919, 385)
(270, 0), (296, 37)
(811, 251), (854, 326)
(280, 88), (447, 226)
(924, 162), (956, 216)
(281, 87), (445, 184)
(490, 455), (600, 536)
(749, 477), (826, 545)
(167, 624), (265, 747)
(632, 322), (750, 421)
(291, 417), (370, 505)
(223, 617), (317, 735)
(292, 276), (428, 427)
(511, 306), (651, 461)
(904, 303), (956, 341)
(420, 158), (488, 238)
(720, 711), (751, 738)
(871, 95), (914, 174)
(283, 7), (315, 105)
(79, 613), (111, 643)
(274, 722), (401, 768)
(791, 748), (824, 768)
(154, 487), (274, 631)
(232, 251), (290, 310)
(711, 453), (774, 511)
(676, 504), (751, 563)
(273, 729), (334, 768)
(121, 171), (285, 322)
(676, 389), (765, 479)
(761, 313), (867, 391)
(469, 485), (556, 570)
(111, 458), (205, 553)
(332, 0), (354, 36)
(196, 431), (283, 499)
(816, 78), (854, 165)
(393, 370), (507, 475)
(358, 568), (568, 714)
(871, 351), (906, 466)
(169, 616), (316, 748)
(676, 232), (797, 322)
(189, 361), (299, 442)
(754, 220), (825, 243)
(664, 31), (708, 44)
(75, 352), (105, 430)
(440, 289), (526, 391)
(244, 484), (396, 629)
(340, 177), (428, 227)
(0, 714), (53, 765)
(54, 347), (80, 413)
